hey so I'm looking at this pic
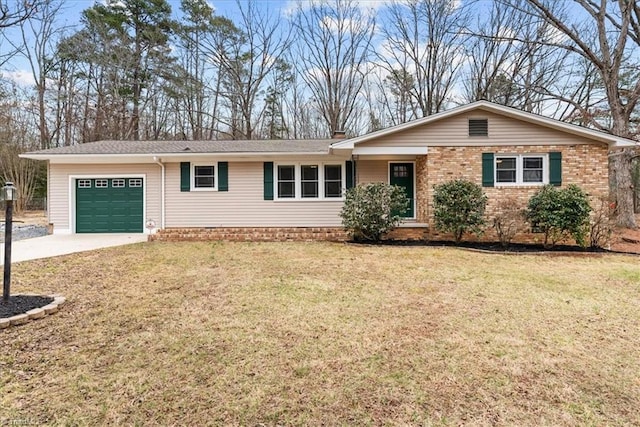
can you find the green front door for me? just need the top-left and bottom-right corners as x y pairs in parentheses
(76, 178), (143, 233)
(389, 163), (415, 218)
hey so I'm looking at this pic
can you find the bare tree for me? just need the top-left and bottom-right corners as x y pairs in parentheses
(503, 0), (640, 228)
(379, 0), (467, 118)
(0, 0), (44, 66)
(12, 0), (67, 149)
(0, 81), (41, 212)
(292, 0), (375, 135)
(461, 0), (565, 112)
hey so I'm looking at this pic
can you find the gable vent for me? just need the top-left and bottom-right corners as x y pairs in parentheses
(469, 119), (488, 136)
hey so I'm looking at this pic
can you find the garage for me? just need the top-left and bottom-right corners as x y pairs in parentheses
(75, 178), (144, 233)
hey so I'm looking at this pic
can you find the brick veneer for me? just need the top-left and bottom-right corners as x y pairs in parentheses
(151, 227), (349, 242)
(416, 144), (609, 242)
(150, 227), (433, 242)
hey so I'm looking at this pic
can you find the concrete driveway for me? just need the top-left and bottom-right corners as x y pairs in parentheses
(0, 233), (148, 264)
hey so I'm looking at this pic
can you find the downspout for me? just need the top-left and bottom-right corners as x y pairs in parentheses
(153, 156), (165, 230)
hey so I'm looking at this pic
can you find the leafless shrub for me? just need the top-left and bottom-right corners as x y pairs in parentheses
(590, 195), (616, 249)
(492, 197), (526, 248)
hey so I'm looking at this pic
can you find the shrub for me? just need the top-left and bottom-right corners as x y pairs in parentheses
(589, 195), (615, 249)
(492, 197), (526, 248)
(433, 179), (487, 243)
(340, 182), (409, 242)
(525, 184), (591, 248)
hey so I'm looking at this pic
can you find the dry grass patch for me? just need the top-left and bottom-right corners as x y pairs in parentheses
(1, 242), (639, 425)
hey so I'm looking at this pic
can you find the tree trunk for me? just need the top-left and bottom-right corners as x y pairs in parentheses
(610, 148), (637, 228)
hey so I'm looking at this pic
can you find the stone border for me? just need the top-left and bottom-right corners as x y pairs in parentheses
(0, 294), (66, 330)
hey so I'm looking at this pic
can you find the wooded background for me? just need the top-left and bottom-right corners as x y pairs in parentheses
(0, 0), (638, 224)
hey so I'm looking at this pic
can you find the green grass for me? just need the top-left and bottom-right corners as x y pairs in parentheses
(1, 242), (639, 426)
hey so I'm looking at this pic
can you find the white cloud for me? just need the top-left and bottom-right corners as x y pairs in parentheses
(2, 70), (34, 87)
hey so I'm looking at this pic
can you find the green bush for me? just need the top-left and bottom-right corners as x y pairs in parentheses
(340, 182), (409, 242)
(525, 184), (591, 248)
(433, 179), (488, 243)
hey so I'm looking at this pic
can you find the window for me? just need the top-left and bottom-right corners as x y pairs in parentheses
(496, 157), (517, 183)
(129, 179), (143, 187)
(301, 165), (319, 198)
(523, 157), (543, 183)
(112, 179), (125, 188)
(495, 155), (547, 185)
(324, 165), (342, 198)
(275, 163), (344, 200)
(278, 165), (295, 198)
(469, 119), (488, 136)
(393, 164), (408, 178)
(95, 179), (108, 188)
(78, 179), (91, 188)
(193, 164), (215, 189)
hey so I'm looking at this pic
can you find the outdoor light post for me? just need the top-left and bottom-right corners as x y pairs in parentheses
(3, 181), (17, 302)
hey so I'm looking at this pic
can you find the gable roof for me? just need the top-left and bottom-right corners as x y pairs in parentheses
(331, 100), (638, 149)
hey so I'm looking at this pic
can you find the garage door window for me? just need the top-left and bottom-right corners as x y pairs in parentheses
(95, 179), (108, 188)
(78, 179), (91, 188)
(112, 179), (125, 188)
(129, 179), (142, 187)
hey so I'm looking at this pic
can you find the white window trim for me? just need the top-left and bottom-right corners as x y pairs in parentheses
(191, 162), (218, 191)
(495, 154), (548, 186)
(274, 162), (345, 201)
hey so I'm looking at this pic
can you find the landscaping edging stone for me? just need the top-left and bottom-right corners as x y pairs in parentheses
(0, 294), (65, 330)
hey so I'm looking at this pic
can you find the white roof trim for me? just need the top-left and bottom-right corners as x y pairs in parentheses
(352, 146), (428, 155)
(330, 100), (638, 149)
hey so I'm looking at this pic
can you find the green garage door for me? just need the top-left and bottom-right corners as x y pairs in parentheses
(76, 178), (143, 233)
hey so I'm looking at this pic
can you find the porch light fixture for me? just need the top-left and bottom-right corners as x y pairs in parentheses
(3, 181), (18, 302)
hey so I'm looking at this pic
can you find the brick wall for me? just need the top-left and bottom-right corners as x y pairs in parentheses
(151, 227), (349, 242)
(417, 144), (609, 242)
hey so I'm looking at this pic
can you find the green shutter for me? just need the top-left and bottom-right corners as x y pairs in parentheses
(481, 153), (494, 187)
(264, 162), (274, 200)
(180, 162), (190, 192)
(218, 162), (228, 191)
(346, 160), (356, 189)
(549, 152), (562, 186)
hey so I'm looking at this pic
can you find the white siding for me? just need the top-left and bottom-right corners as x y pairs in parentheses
(165, 161), (344, 227)
(49, 163), (161, 232)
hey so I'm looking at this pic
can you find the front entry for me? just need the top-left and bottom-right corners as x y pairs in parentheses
(389, 162), (415, 218)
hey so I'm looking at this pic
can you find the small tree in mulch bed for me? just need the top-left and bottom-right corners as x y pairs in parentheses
(340, 182), (409, 242)
(526, 184), (591, 249)
(433, 179), (488, 244)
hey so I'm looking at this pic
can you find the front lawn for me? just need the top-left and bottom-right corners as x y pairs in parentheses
(1, 242), (639, 425)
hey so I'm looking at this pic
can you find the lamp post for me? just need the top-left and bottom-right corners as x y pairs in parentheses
(3, 181), (17, 302)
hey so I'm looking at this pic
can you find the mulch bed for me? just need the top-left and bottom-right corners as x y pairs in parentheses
(351, 239), (620, 254)
(0, 295), (54, 318)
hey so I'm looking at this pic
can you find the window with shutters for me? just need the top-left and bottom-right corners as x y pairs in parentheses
(192, 163), (217, 190)
(495, 154), (547, 186)
(275, 163), (344, 200)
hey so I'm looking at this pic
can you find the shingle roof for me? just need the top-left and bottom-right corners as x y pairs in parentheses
(26, 139), (334, 155)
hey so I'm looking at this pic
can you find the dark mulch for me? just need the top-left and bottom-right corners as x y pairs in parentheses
(351, 239), (612, 253)
(0, 295), (53, 318)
